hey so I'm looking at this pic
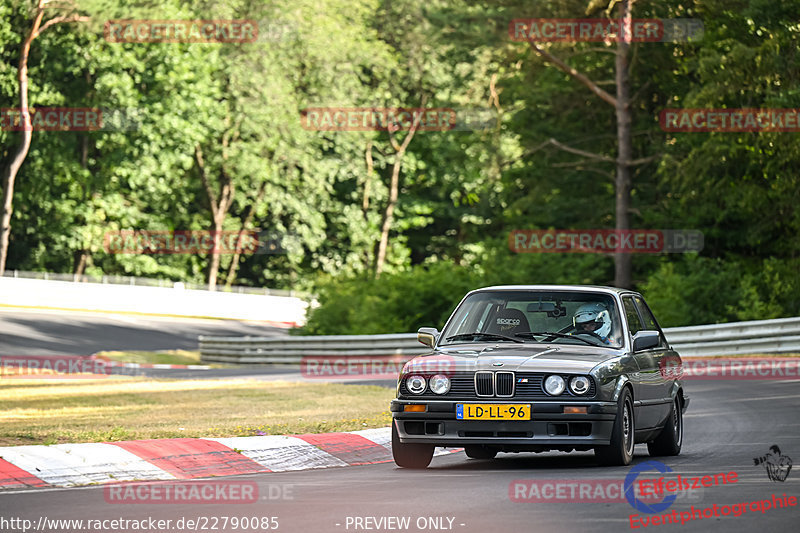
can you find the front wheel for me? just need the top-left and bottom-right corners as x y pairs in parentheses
(595, 387), (635, 466)
(647, 396), (683, 457)
(392, 420), (434, 469)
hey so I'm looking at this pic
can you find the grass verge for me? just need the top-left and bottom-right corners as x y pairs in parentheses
(96, 350), (219, 366)
(0, 378), (394, 446)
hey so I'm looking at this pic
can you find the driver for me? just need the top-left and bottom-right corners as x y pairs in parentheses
(572, 303), (613, 345)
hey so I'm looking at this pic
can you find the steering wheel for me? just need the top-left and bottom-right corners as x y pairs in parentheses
(562, 324), (607, 343)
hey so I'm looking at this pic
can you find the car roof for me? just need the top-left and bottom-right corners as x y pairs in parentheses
(471, 284), (639, 296)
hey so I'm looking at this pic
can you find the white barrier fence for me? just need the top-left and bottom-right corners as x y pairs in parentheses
(1, 269), (300, 297)
(0, 276), (308, 326)
(199, 316), (800, 363)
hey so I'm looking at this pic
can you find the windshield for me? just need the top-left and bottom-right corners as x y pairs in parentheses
(440, 290), (623, 348)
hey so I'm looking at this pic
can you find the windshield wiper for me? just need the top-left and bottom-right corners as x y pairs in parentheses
(514, 331), (600, 347)
(446, 332), (524, 344)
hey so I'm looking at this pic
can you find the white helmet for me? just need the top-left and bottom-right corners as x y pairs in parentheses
(573, 303), (612, 339)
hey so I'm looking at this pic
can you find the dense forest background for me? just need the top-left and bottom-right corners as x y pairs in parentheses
(1, 0), (798, 333)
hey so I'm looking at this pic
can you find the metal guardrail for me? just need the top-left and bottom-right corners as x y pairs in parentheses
(199, 317), (800, 364)
(199, 333), (425, 364)
(662, 316), (800, 357)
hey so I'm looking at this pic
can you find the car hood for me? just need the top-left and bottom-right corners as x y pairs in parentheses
(404, 344), (625, 375)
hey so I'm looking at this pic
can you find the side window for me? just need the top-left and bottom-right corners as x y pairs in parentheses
(634, 297), (660, 330)
(623, 297), (644, 336)
(634, 296), (666, 347)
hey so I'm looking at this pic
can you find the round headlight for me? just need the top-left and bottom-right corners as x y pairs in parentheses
(544, 375), (566, 396)
(429, 374), (451, 395)
(406, 375), (426, 394)
(569, 376), (591, 395)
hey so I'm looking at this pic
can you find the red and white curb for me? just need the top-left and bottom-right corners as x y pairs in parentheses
(89, 355), (210, 370)
(0, 428), (457, 491)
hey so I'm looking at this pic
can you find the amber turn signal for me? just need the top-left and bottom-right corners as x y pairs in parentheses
(403, 404), (426, 412)
(563, 406), (587, 414)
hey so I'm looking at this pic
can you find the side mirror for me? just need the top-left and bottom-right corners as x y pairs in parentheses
(417, 327), (439, 348)
(632, 330), (660, 351)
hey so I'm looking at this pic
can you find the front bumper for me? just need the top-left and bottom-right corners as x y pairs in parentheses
(391, 399), (618, 448)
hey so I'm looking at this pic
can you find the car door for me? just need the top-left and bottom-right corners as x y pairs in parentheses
(622, 295), (663, 430)
(633, 295), (674, 425)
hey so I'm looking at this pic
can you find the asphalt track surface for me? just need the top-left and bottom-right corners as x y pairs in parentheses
(0, 308), (286, 356)
(0, 308), (387, 382)
(3, 379), (799, 533)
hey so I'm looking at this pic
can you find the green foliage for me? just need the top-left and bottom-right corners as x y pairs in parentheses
(303, 262), (480, 335)
(1, 0), (799, 332)
(641, 256), (800, 327)
(302, 245), (613, 335)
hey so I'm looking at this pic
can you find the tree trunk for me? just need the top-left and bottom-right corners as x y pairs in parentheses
(195, 144), (234, 291)
(374, 115), (422, 278)
(363, 140), (373, 214)
(614, 0), (633, 288)
(522, 0), (644, 288)
(208, 219), (224, 290)
(73, 250), (89, 279)
(0, 4), (88, 275)
(0, 6), (46, 276)
(224, 181), (266, 289)
(375, 154), (402, 278)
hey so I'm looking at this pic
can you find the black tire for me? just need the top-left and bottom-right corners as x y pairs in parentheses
(647, 396), (683, 457)
(464, 445), (497, 460)
(595, 387), (635, 466)
(391, 420), (434, 469)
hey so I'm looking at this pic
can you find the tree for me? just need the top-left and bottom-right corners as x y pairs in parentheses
(520, 0), (658, 287)
(374, 115), (422, 277)
(0, 0), (87, 275)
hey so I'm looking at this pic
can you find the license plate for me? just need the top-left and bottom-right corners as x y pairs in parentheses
(456, 403), (531, 420)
